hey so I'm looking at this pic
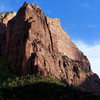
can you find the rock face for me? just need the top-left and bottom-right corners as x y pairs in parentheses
(0, 2), (100, 94)
(0, 12), (16, 25)
(0, 12), (16, 55)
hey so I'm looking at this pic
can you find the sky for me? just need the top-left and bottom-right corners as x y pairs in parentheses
(0, 0), (100, 77)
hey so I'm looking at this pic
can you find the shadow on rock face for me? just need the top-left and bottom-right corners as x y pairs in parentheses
(0, 22), (6, 56)
(77, 74), (100, 95)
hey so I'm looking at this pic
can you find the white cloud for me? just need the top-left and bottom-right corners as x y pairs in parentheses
(82, 3), (95, 10)
(0, 5), (6, 12)
(46, 10), (51, 13)
(74, 40), (100, 77)
(32, 0), (38, 4)
(0, 3), (12, 12)
(87, 24), (97, 29)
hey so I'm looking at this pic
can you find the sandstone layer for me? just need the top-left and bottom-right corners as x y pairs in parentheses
(0, 2), (100, 94)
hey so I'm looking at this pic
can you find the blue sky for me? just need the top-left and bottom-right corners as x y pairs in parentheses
(0, 0), (100, 77)
(0, 0), (100, 43)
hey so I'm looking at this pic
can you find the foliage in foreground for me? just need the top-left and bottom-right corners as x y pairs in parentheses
(0, 74), (65, 88)
(0, 75), (100, 100)
(0, 56), (100, 100)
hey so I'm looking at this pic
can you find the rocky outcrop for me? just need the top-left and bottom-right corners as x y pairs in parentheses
(0, 12), (16, 56)
(0, 12), (16, 25)
(0, 2), (100, 94)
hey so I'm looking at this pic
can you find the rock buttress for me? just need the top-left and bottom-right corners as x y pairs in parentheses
(0, 2), (100, 94)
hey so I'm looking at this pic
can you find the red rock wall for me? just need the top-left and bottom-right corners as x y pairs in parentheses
(1, 2), (100, 94)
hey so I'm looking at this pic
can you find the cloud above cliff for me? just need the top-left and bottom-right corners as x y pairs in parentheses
(82, 2), (95, 10)
(74, 40), (100, 77)
(0, 2), (12, 12)
(0, 4), (6, 12)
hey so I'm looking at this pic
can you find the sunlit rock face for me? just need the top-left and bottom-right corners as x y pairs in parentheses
(0, 12), (16, 25)
(0, 2), (100, 94)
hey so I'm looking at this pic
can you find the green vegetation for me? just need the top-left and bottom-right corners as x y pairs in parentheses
(0, 75), (65, 88)
(83, 69), (89, 73)
(0, 75), (66, 100)
(0, 56), (100, 100)
(0, 56), (16, 81)
(83, 67), (91, 74)
(0, 75), (100, 100)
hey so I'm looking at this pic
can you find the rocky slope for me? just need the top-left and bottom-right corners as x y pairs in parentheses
(0, 2), (100, 94)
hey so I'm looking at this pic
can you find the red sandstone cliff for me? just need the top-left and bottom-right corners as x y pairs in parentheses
(0, 2), (100, 94)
